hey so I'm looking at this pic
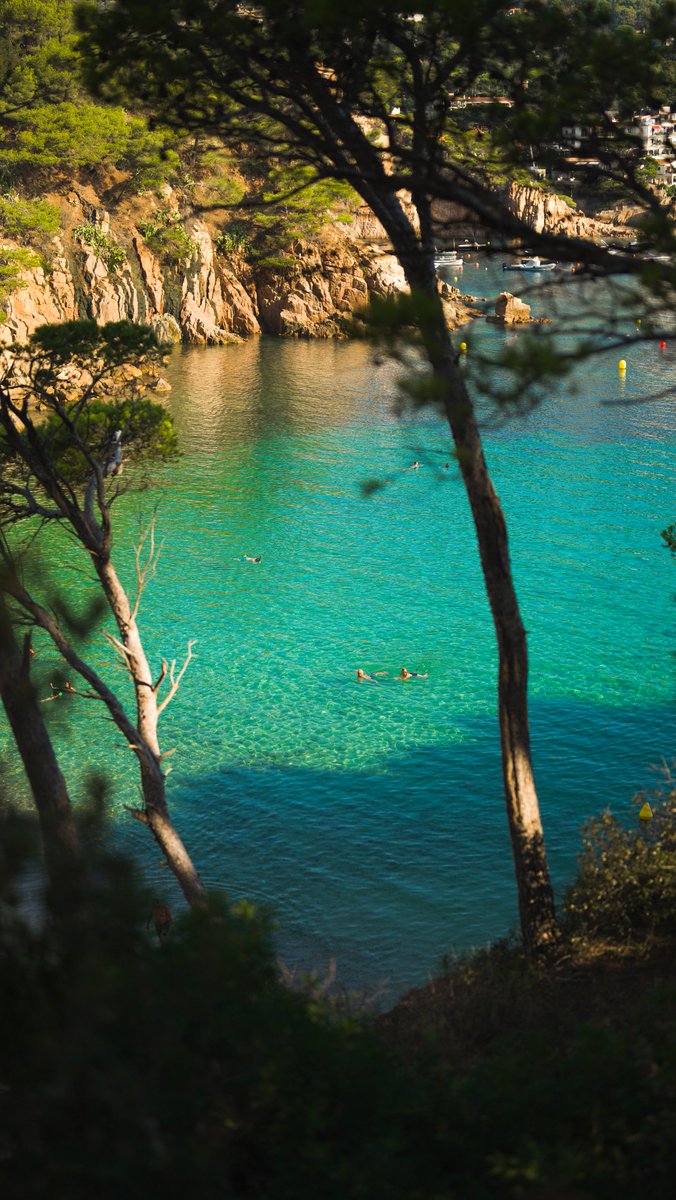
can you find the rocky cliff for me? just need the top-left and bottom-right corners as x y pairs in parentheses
(432, 182), (620, 245)
(2, 180), (477, 347)
(503, 183), (605, 240)
(3, 175), (612, 348)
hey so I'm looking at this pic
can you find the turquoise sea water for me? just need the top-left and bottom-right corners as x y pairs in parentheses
(3, 260), (676, 998)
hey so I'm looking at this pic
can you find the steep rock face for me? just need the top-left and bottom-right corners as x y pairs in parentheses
(2, 185), (415, 347)
(3, 255), (79, 346)
(432, 183), (620, 245)
(503, 184), (598, 239)
(255, 238), (404, 337)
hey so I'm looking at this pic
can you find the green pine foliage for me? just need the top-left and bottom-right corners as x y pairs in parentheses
(0, 1), (180, 188)
(0, 193), (60, 240)
(252, 163), (359, 261)
(20, 396), (178, 484)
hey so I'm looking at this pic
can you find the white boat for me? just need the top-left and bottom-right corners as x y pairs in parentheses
(434, 250), (464, 269)
(502, 256), (557, 272)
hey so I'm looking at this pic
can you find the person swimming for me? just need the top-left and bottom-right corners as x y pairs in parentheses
(356, 668), (376, 682)
(241, 555), (262, 563)
(399, 667), (428, 680)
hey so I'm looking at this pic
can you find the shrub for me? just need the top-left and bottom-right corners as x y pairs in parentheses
(138, 208), (195, 263)
(0, 810), (435, 1200)
(563, 790), (676, 942)
(215, 222), (251, 257)
(72, 224), (126, 272)
(0, 194), (60, 240)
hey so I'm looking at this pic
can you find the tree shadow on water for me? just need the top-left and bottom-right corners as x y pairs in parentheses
(122, 696), (674, 1001)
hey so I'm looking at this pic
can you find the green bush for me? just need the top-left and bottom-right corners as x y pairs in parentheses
(73, 224), (126, 272)
(563, 791), (676, 942)
(138, 208), (195, 263)
(255, 255), (299, 273)
(0, 811), (436, 1200)
(215, 222), (251, 257)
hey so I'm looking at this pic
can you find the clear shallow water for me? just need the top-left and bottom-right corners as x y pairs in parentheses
(3, 263), (676, 999)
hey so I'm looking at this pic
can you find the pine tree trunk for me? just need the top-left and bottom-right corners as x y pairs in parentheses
(139, 759), (206, 907)
(443, 374), (559, 951)
(0, 595), (79, 881)
(401, 250), (559, 952)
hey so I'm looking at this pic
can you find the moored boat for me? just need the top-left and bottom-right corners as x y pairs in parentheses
(502, 255), (557, 272)
(434, 250), (464, 269)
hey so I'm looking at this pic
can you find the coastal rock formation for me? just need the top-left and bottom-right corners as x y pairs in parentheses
(439, 281), (482, 329)
(0, 177), (627, 347)
(432, 183), (622, 245)
(503, 184), (593, 239)
(487, 291), (532, 325)
(1, 184), (415, 347)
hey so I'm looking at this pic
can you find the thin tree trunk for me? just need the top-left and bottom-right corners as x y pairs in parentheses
(441, 363), (558, 951)
(138, 760), (206, 907)
(402, 250), (559, 952)
(0, 594), (79, 881)
(96, 557), (206, 906)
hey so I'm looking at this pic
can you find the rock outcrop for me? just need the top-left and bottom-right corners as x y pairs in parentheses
(487, 291), (532, 325)
(1, 184), (416, 348)
(1, 176), (628, 348)
(432, 183), (623, 246)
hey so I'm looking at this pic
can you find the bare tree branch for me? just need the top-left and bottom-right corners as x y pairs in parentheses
(157, 640), (197, 716)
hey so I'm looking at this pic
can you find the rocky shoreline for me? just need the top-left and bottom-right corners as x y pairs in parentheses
(1, 177), (619, 349)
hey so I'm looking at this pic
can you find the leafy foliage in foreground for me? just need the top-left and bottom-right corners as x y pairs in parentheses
(0, 810), (437, 1200)
(2, 796), (676, 1199)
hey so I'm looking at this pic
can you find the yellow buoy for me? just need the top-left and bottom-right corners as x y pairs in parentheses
(636, 318), (641, 327)
(618, 359), (627, 372)
(459, 342), (467, 354)
(639, 801), (653, 822)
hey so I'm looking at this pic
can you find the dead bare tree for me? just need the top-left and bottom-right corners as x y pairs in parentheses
(0, 321), (205, 904)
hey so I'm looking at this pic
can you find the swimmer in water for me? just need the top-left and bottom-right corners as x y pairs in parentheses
(399, 667), (428, 680)
(408, 460), (420, 470)
(241, 555), (262, 563)
(356, 668), (376, 683)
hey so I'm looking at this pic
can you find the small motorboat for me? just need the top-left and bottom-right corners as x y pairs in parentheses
(502, 256), (557, 272)
(434, 250), (464, 269)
